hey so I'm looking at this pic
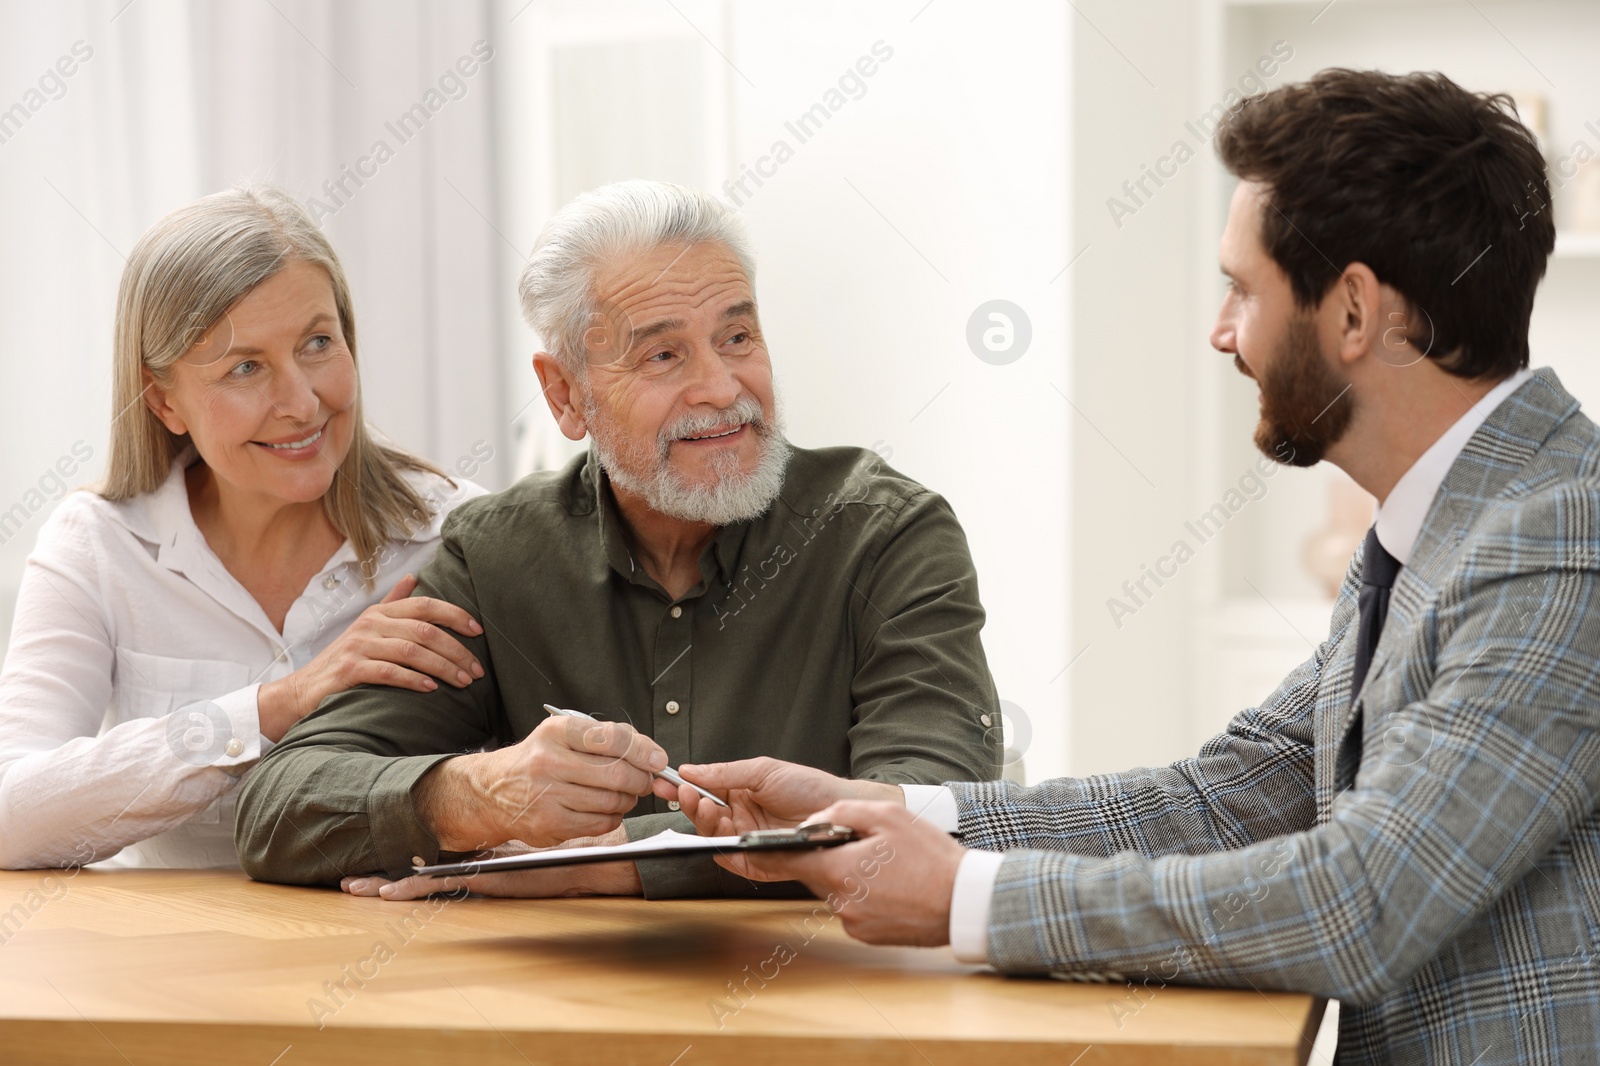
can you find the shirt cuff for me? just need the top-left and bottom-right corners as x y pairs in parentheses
(371, 753), (461, 875)
(949, 849), (1005, 964)
(208, 683), (264, 769)
(900, 784), (959, 832)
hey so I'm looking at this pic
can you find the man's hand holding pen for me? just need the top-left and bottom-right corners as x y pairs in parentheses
(414, 715), (668, 852)
(345, 718), (665, 901)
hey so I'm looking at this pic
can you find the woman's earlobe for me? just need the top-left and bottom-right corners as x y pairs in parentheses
(140, 375), (186, 436)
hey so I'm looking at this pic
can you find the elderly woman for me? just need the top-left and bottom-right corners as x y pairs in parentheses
(0, 186), (487, 869)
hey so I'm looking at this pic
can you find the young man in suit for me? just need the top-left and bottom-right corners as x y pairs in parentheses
(664, 70), (1600, 1063)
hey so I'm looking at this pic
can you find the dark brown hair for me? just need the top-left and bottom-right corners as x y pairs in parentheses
(1215, 69), (1554, 380)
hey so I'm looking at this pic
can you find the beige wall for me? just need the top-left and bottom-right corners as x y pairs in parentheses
(1067, 0), (1205, 775)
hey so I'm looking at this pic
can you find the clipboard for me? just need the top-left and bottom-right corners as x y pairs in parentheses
(413, 822), (857, 878)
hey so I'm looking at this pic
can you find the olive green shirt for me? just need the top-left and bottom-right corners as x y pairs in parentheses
(236, 444), (1001, 896)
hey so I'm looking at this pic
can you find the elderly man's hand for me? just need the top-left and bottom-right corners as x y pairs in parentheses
(417, 716), (667, 852)
(650, 757), (902, 881)
(739, 799), (967, 947)
(341, 829), (642, 901)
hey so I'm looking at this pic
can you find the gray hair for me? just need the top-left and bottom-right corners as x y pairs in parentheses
(101, 184), (449, 587)
(518, 180), (757, 371)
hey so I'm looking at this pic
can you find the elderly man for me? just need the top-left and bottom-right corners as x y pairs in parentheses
(235, 180), (1000, 897)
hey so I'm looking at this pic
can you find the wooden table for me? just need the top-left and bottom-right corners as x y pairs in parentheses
(0, 869), (1323, 1065)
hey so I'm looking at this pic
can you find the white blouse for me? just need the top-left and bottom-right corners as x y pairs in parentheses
(0, 450), (486, 870)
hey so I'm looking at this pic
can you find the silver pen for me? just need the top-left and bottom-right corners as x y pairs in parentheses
(542, 703), (730, 808)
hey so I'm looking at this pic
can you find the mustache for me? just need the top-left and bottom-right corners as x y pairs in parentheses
(1234, 354), (1256, 380)
(660, 396), (767, 446)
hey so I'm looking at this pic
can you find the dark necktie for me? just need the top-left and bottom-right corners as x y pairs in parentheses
(1351, 525), (1402, 702)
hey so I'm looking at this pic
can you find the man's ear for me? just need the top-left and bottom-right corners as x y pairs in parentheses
(1331, 262), (1384, 369)
(533, 353), (589, 442)
(142, 366), (189, 436)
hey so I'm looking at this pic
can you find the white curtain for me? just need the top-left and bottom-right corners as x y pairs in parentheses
(0, 0), (508, 649)
(2, 1), (1075, 784)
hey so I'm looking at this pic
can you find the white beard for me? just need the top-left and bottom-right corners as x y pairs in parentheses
(586, 392), (790, 525)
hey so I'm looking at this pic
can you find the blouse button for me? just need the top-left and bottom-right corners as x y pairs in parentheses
(224, 738), (244, 757)
(668, 801), (681, 812)
(666, 700), (681, 715)
(322, 573), (339, 590)
(670, 605), (683, 619)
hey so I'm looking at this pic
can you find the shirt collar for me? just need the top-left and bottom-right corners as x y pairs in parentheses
(126, 445), (205, 573)
(112, 448), (283, 631)
(1374, 367), (1533, 565)
(131, 446), (458, 551)
(587, 451), (748, 595)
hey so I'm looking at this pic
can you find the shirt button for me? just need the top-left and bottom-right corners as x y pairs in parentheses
(980, 714), (993, 727)
(670, 605), (683, 619)
(668, 801), (681, 812)
(666, 700), (681, 715)
(322, 573), (339, 590)
(224, 737), (244, 757)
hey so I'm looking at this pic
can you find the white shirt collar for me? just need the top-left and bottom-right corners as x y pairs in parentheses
(1374, 368), (1533, 565)
(94, 444), (480, 641)
(106, 444), (465, 562)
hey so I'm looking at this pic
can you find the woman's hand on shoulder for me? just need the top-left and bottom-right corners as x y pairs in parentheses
(257, 574), (485, 742)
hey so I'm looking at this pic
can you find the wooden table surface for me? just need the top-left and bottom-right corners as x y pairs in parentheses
(0, 868), (1323, 1065)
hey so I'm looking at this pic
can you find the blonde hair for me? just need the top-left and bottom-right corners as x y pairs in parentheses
(100, 185), (449, 587)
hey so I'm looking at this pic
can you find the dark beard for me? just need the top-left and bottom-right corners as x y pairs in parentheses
(1248, 314), (1352, 468)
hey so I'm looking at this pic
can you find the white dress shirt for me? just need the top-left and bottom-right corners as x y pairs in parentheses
(918, 367), (1535, 964)
(0, 450), (485, 870)
(1373, 369), (1531, 563)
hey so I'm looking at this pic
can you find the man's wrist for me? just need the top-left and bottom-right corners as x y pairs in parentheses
(414, 755), (494, 852)
(851, 779), (907, 805)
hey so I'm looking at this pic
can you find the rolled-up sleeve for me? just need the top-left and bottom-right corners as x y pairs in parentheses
(235, 512), (502, 885)
(846, 489), (1002, 785)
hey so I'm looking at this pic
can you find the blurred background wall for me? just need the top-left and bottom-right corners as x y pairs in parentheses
(1, 0), (1596, 791)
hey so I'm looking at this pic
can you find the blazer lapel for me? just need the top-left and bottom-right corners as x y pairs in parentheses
(1335, 369), (1581, 760)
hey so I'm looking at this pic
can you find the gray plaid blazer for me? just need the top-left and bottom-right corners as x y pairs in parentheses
(951, 369), (1600, 1063)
